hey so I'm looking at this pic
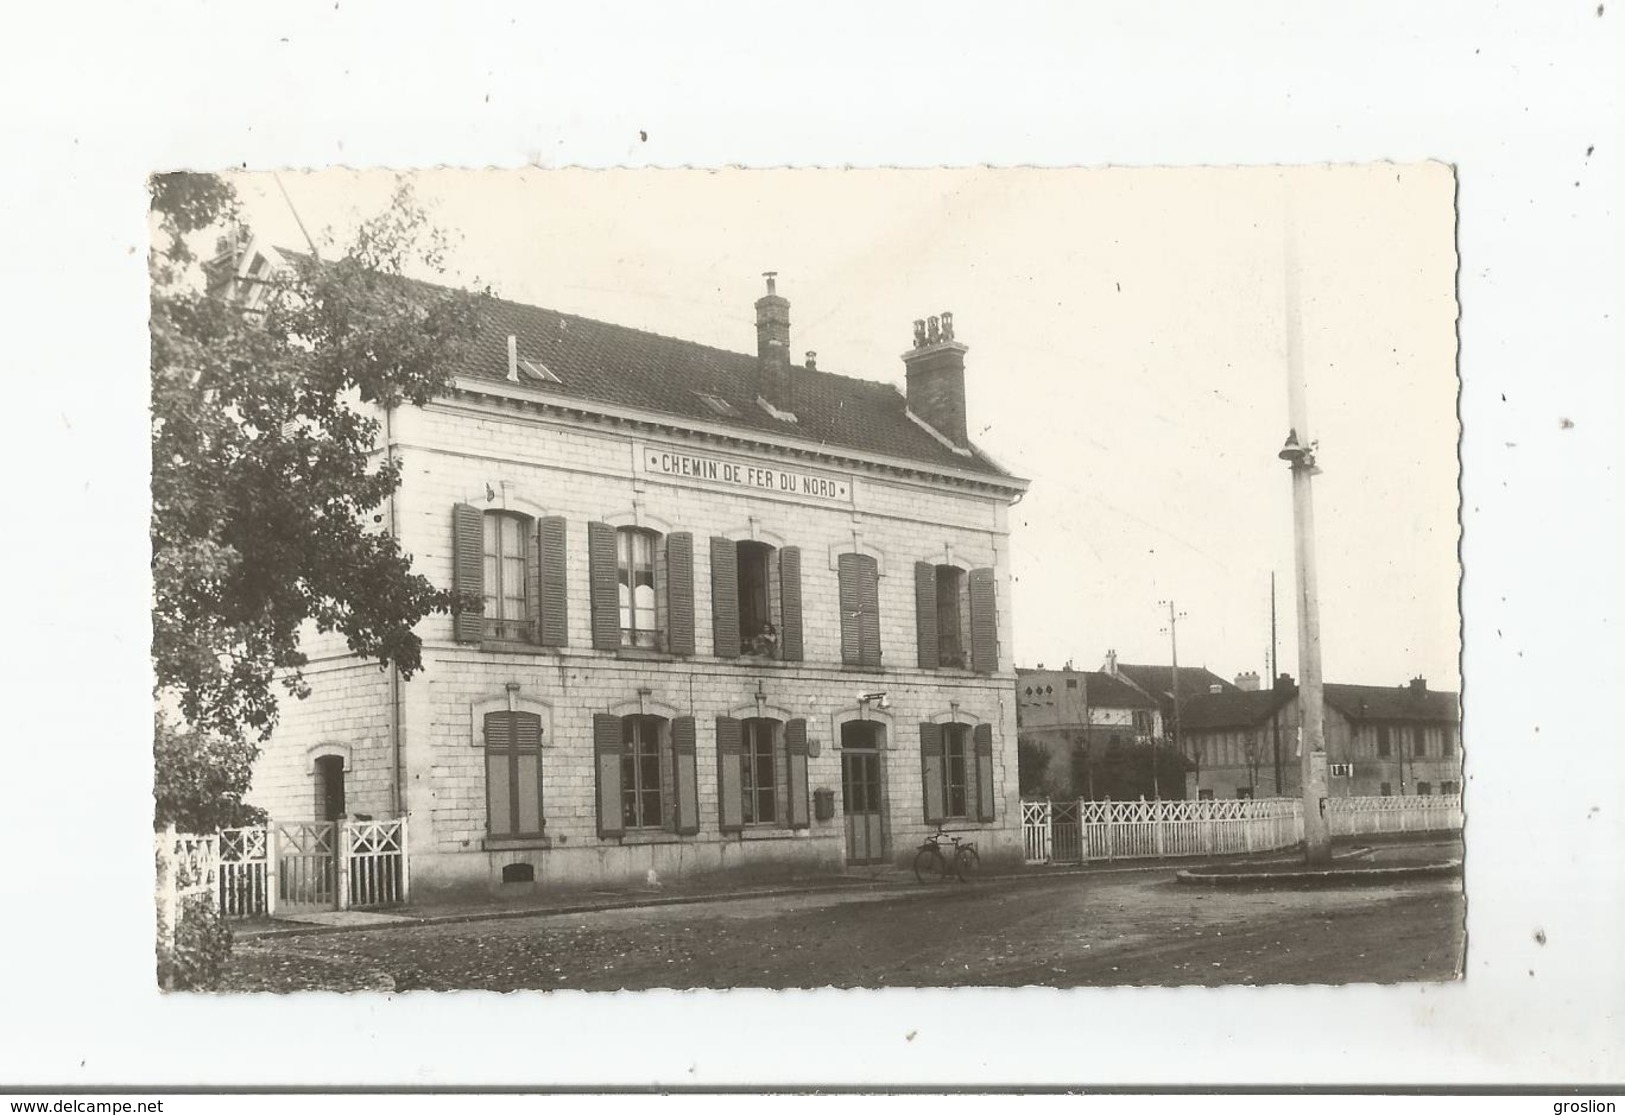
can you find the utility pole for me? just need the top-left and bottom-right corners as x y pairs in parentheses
(1270, 572), (1284, 795)
(1277, 197), (1333, 865)
(1158, 600), (1188, 799)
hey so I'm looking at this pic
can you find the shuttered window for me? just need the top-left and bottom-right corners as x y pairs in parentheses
(919, 722), (945, 825)
(483, 512), (530, 640)
(620, 715), (665, 830)
(618, 528), (659, 648)
(942, 724), (970, 818)
(484, 711), (545, 839)
(452, 503), (485, 642)
(536, 516), (569, 646)
(665, 533), (695, 655)
(741, 718), (777, 824)
(973, 722), (997, 822)
(785, 718), (810, 829)
(778, 546), (803, 661)
(838, 552), (881, 667)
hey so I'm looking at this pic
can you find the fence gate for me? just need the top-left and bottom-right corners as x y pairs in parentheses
(1022, 800), (1052, 864)
(275, 821), (337, 914)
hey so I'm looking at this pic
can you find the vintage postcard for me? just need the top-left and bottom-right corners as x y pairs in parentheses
(150, 165), (1463, 994)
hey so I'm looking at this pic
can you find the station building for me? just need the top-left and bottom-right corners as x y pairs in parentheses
(244, 253), (1030, 896)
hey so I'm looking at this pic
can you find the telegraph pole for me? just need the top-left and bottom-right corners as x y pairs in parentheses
(1158, 600), (1188, 799)
(1270, 572), (1284, 795)
(1277, 199), (1333, 865)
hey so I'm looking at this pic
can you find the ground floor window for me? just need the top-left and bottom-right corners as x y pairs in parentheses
(1416, 781), (1432, 796)
(485, 710), (545, 838)
(1441, 780), (1459, 795)
(1198, 788), (1214, 801)
(621, 714), (665, 830)
(941, 724), (970, 818)
(1236, 786), (1253, 800)
(741, 717), (777, 824)
(1380, 782), (1393, 796)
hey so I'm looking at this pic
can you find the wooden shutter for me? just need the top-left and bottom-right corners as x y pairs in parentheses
(786, 718), (810, 829)
(710, 536), (740, 659)
(672, 716), (699, 835)
(778, 546), (803, 662)
(593, 713), (624, 838)
(969, 567), (999, 674)
(914, 561), (938, 669)
(716, 716), (744, 833)
(665, 532), (695, 655)
(535, 516), (569, 646)
(858, 555), (882, 667)
(839, 551), (881, 667)
(973, 722), (996, 822)
(451, 503), (484, 643)
(588, 521), (620, 651)
(920, 722), (946, 825)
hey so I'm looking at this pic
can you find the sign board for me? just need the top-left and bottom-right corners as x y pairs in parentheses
(639, 445), (852, 504)
(1329, 762), (1355, 778)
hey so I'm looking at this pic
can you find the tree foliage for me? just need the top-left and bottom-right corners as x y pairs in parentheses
(153, 714), (265, 832)
(150, 173), (489, 750)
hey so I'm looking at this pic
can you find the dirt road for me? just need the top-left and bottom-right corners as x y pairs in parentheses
(224, 845), (1464, 991)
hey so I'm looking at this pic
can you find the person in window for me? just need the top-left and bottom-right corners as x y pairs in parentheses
(747, 621), (779, 658)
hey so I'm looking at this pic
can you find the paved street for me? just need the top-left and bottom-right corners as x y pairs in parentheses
(221, 840), (1464, 991)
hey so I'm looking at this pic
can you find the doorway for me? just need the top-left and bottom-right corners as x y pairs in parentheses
(840, 721), (887, 865)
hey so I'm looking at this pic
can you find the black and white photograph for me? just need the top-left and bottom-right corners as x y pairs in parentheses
(150, 165), (1462, 993)
(4, 0), (1621, 1100)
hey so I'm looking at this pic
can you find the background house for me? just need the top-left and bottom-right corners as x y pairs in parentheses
(1016, 664), (1167, 799)
(1181, 674), (1462, 799)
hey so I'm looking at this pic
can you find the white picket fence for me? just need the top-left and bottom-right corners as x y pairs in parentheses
(160, 817), (410, 919)
(1022, 795), (1462, 865)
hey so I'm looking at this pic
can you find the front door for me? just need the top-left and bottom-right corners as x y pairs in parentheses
(840, 721), (886, 865)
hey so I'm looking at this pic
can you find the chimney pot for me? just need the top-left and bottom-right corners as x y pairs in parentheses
(754, 274), (793, 413)
(1409, 676), (1427, 693)
(804, 351), (817, 370)
(902, 309), (970, 447)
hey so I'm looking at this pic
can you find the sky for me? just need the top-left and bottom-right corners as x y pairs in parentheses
(228, 165), (1461, 691)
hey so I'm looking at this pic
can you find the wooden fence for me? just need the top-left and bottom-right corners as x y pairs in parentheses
(1021, 795), (1462, 865)
(158, 817), (409, 919)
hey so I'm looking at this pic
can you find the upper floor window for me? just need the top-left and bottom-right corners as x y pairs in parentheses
(483, 512), (531, 641)
(913, 562), (1000, 673)
(1442, 725), (1456, 755)
(710, 538), (802, 661)
(1412, 728), (1428, 758)
(617, 528), (660, 648)
(1376, 725), (1392, 757)
(452, 504), (568, 647)
(935, 565), (966, 668)
(1132, 710), (1154, 738)
(737, 541), (778, 656)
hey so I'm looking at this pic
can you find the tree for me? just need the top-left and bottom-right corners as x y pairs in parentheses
(153, 715), (266, 832)
(150, 173), (489, 787)
(1084, 737), (1192, 801)
(1017, 736), (1054, 797)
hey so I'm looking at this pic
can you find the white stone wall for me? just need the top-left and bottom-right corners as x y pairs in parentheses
(256, 393), (1025, 894)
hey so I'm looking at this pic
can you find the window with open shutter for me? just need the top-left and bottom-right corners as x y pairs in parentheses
(451, 503), (484, 642)
(536, 516), (569, 646)
(786, 719), (810, 829)
(973, 722), (996, 822)
(914, 562), (938, 669)
(710, 537), (740, 658)
(919, 722), (945, 824)
(968, 567), (998, 674)
(672, 716), (699, 835)
(593, 713), (624, 838)
(587, 522), (620, 650)
(666, 532), (695, 655)
(716, 716), (744, 832)
(778, 546), (803, 661)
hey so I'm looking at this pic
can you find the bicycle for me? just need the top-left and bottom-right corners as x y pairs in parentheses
(913, 826), (980, 883)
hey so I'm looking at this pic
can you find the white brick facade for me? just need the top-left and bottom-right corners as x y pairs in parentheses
(253, 348), (1028, 897)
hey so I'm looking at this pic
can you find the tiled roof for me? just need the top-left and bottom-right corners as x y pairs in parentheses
(1114, 664), (1237, 702)
(275, 247), (1013, 480)
(1081, 671), (1159, 709)
(1181, 681), (1460, 731)
(1324, 683), (1459, 723)
(1181, 688), (1297, 731)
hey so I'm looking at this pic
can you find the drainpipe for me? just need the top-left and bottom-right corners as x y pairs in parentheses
(385, 404), (403, 818)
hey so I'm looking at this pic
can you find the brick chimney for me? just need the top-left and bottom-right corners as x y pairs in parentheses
(754, 272), (793, 415)
(902, 312), (969, 448)
(1234, 670), (1261, 692)
(1275, 672), (1295, 691)
(1408, 676), (1428, 693)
